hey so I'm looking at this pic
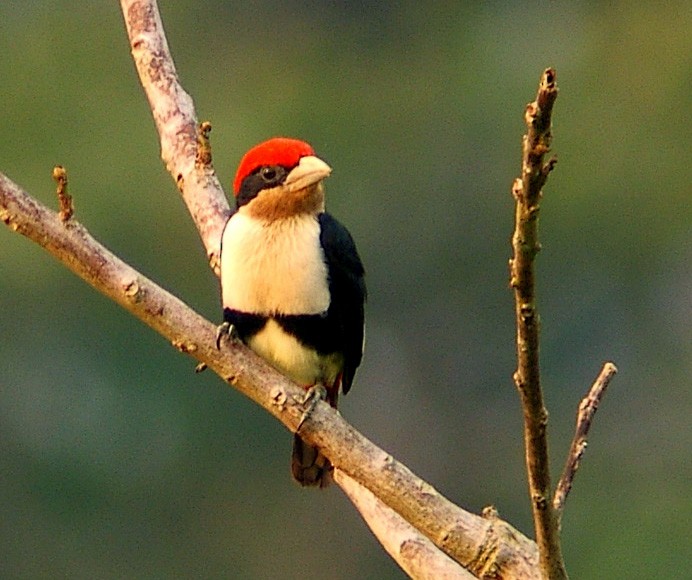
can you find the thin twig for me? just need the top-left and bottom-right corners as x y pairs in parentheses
(509, 68), (566, 579)
(554, 362), (618, 516)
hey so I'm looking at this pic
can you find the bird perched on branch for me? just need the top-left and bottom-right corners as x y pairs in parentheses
(218, 137), (366, 487)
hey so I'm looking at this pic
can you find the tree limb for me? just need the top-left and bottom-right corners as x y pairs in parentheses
(121, 0), (230, 274)
(0, 172), (540, 577)
(120, 0), (536, 574)
(509, 68), (566, 579)
(119, 1), (515, 575)
(335, 471), (476, 580)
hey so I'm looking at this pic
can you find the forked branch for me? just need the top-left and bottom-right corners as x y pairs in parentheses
(1, 2), (620, 577)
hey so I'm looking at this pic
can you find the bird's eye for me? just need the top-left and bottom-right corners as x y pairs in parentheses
(260, 166), (278, 183)
(237, 165), (287, 206)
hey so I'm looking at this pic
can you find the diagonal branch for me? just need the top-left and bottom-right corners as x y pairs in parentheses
(120, 3), (544, 575)
(335, 471), (476, 580)
(509, 68), (565, 579)
(121, 0), (230, 274)
(0, 173), (539, 578)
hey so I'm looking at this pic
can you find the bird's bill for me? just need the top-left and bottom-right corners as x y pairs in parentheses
(284, 155), (332, 192)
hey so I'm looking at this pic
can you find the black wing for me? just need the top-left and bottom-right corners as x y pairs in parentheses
(318, 212), (366, 394)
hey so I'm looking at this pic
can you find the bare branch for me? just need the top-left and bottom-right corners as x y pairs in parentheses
(509, 68), (566, 579)
(120, 0), (230, 274)
(554, 362), (618, 515)
(335, 471), (475, 579)
(0, 173), (540, 578)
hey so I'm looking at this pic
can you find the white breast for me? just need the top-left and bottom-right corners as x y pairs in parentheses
(220, 211), (330, 315)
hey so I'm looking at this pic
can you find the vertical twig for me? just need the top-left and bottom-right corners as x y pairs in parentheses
(509, 68), (565, 579)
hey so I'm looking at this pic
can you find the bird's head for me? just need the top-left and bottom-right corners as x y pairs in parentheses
(233, 137), (332, 220)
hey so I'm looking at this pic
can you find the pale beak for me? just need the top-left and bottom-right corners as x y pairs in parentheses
(284, 155), (332, 192)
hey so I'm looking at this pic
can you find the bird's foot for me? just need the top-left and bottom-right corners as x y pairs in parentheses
(215, 321), (239, 349)
(296, 383), (327, 433)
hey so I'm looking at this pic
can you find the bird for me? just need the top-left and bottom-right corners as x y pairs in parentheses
(218, 137), (366, 487)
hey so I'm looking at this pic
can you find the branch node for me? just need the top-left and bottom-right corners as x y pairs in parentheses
(123, 279), (141, 299)
(508, 259), (519, 289)
(270, 385), (288, 410)
(511, 177), (523, 200)
(543, 156), (558, 176)
(52, 165), (73, 222)
(519, 302), (536, 322)
(481, 505), (500, 519)
(532, 493), (548, 511)
(196, 121), (213, 167)
(172, 338), (198, 354)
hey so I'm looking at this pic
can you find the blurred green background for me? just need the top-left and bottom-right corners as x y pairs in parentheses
(1, 1), (690, 578)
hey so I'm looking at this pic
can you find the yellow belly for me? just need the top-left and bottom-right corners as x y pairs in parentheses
(247, 319), (343, 387)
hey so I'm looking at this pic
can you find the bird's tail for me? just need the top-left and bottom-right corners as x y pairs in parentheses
(291, 434), (332, 487)
(291, 379), (340, 487)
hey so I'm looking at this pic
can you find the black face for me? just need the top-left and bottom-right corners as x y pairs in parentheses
(236, 164), (289, 208)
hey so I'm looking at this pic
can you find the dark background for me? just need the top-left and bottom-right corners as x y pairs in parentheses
(1, 1), (690, 578)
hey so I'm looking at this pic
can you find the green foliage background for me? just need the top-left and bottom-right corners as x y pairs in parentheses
(1, 1), (690, 578)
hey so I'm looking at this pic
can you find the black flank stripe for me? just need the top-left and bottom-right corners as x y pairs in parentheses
(223, 309), (267, 342)
(275, 313), (341, 355)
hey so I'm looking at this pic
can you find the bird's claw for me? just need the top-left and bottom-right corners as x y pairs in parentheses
(215, 321), (238, 349)
(296, 384), (328, 433)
